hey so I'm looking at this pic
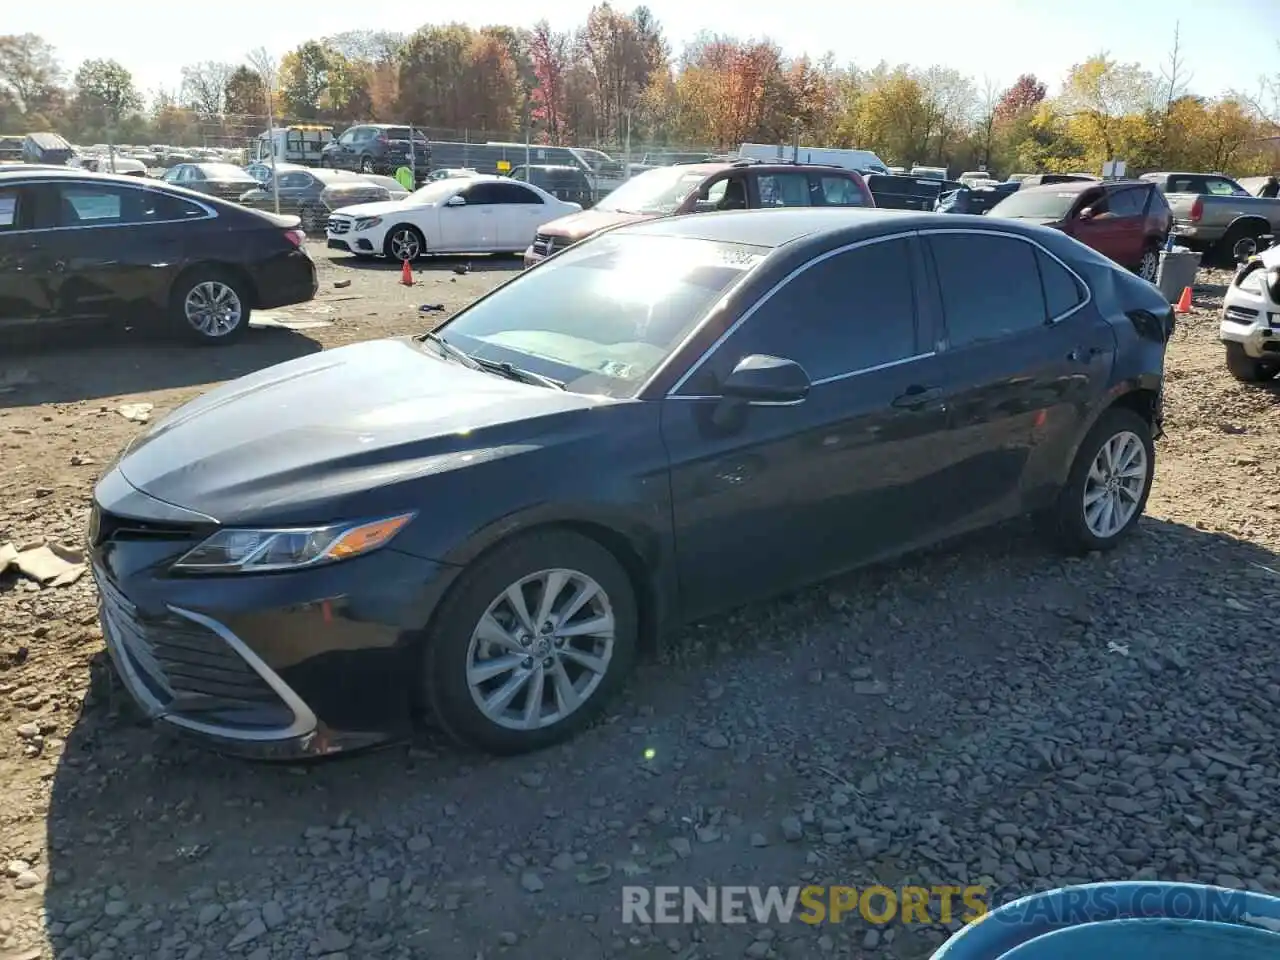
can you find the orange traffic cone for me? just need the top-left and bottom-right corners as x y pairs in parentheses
(400, 259), (414, 286)
(1175, 286), (1192, 314)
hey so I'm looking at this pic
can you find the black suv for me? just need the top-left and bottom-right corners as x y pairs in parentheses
(320, 124), (432, 178)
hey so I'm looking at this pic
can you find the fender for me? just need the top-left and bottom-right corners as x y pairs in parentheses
(1057, 375), (1163, 486)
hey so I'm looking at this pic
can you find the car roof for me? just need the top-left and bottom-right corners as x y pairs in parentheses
(1018, 179), (1149, 196)
(0, 168), (167, 185)
(617, 208), (944, 248)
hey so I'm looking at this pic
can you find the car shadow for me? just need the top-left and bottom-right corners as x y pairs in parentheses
(328, 252), (524, 275)
(0, 325), (323, 408)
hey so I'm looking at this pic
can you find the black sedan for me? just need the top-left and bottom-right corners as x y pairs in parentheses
(89, 209), (1173, 759)
(0, 169), (317, 343)
(160, 162), (259, 202)
(238, 167), (392, 230)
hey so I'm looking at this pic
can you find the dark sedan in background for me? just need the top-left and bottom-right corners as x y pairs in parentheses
(865, 173), (966, 210)
(90, 208), (1173, 760)
(161, 162), (259, 202)
(238, 167), (393, 230)
(0, 169), (317, 343)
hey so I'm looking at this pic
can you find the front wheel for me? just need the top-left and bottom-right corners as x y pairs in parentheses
(421, 529), (638, 755)
(1040, 407), (1154, 554)
(170, 268), (251, 345)
(360, 156), (375, 174)
(383, 224), (424, 261)
(1225, 342), (1279, 383)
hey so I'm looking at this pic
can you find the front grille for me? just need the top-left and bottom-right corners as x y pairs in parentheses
(90, 505), (203, 547)
(328, 217), (351, 235)
(97, 572), (294, 731)
(532, 233), (563, 257)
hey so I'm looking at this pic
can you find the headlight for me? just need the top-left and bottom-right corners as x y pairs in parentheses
(353, 216), (382, 231)
(1238, 264), (1265, 292)
(172, 513), (415, 573)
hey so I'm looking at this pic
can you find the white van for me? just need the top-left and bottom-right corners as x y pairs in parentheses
(738, 142), (889, 175)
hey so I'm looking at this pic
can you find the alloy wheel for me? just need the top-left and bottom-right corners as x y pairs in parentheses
(1083, 430), (1148, 539)
(389, 229), (420, 261)
(183, 281), (243, 338)
(1139, 249), (1159, 282)
(465, 568), (615, 731)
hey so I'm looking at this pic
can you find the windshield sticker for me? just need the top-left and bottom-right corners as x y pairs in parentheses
(599, 360), (634, 379)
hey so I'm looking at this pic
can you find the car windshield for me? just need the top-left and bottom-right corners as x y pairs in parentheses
(436, 234), (769, 398)
(595, 166), (714, 215)
(407, 180), (466, 203)
(990, 189), (1082, 220)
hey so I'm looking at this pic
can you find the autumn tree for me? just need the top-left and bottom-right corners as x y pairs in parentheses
(180, 61), (234, 118)
(529, 21), (572, 142)
(995, 74), (1046, 122)
(396, 24), (473, 130)
(1056, 55), (1158, 163)
(224, 66), (266, 117)
(73, 58), (142, 128)
(279, 41), (332, 119)
(579, 4), (667, 142)
(463, 30), (520, 133)
(0, 33), (63, 113)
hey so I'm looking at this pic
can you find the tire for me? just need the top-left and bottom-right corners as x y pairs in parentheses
(1215, 223), (1265, 267)
(360, 156), (375, 174)
(1136, 243), (1159, 283)
(1225, 342), (1279, 383)
(383, 224), (424, 261)
(1040, 407), (1154, 555)
(421, 529), (639, 755)
(169, 267), (251, 345)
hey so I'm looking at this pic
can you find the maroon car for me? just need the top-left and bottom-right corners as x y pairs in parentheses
(525, 160), (874, 267)
(988, 180), (1172, 282)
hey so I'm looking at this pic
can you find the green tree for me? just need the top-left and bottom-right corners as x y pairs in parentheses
(223, 65), (266, 118)
(0, 33), (63, 112)
(279, 41), (332, 119)
(73, 58), (142, 128)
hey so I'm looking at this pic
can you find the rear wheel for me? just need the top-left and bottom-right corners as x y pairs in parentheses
(1225, 342), (1279, 383)
(1137, 243), (1160, 283)
(421, 529), (638, 755)
(1215, 223), (1265, 267)
(1040, 408), (1154, 554)
(169, 268), (251, 345)
(360, 156), (375, 174)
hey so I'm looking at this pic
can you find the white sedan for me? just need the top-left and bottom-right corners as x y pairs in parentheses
(325, 175), (582, 260)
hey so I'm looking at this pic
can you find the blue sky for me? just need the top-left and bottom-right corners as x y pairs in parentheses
(9, 0), (1279, 102)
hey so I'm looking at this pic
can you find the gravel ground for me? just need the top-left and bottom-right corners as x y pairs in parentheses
(0, 253), (1278, 960)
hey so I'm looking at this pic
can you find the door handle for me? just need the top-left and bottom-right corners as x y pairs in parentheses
(1068, 346), (1102, 362)
(891, 385), (943, 409)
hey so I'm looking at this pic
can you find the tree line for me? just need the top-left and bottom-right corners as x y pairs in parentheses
(1, 10), (1278, 176)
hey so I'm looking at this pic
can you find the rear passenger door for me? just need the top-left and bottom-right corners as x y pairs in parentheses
(486, 181), (547, 249)
(1099, 186), (1149, 268)
(922, 229), (1114, 528)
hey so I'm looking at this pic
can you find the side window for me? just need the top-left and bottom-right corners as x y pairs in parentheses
(463, 182), (498, 204)
(705, 238), (917, 386)
(756, 173), (811, 207)
(1168, 175), (1204, 194)
(0, 186), (23, 232)
(1107, 188), (1147, 217)
(187, 168), (206, 182)
(928, 233), (1045, 348)
(490, 182), (543, 204)
(813, 176), (866, 206)
(279, 172), (311, 190)
(150, 192), (207, 221)
(1205, 177), (1244, 197)
(54, 184), (138, 226)
(1035, 248), (1085, 320)
(338, 129), (357, 146)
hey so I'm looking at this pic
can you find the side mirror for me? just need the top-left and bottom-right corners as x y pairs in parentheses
(1077, 207), (1095, 220)
(721, 355), (811, 404)
(445, 194), (467, 207)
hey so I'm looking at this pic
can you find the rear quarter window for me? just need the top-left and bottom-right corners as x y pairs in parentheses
(1036, 248), (1086, 319)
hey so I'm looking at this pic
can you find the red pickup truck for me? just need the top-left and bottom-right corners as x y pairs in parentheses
(988, 180), (1172, 282)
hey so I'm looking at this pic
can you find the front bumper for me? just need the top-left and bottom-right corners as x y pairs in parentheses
(1220, 288), (1280, 359)
(326, 226), (379, 255)
(90, 475), (460, 758)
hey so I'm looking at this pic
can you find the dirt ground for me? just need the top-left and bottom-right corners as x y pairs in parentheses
(0, 249), (1278, 960)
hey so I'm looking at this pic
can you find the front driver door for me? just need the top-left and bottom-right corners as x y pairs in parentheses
(661, 234), (954, 619)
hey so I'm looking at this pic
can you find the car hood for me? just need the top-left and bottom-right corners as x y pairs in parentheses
(112, 338), (606, 525)
(540, 207), (652, 241)
(330, 199), (419, 218)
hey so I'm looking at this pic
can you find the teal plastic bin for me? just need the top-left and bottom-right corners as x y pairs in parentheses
(930, 882), (1280, 960)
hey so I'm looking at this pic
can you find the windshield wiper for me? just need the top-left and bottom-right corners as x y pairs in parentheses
(469, 355), (565, 390)
(422, 332), (481, 369)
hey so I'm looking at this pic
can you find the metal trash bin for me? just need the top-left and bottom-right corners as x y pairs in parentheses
(1155, 249), (1201, 304)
